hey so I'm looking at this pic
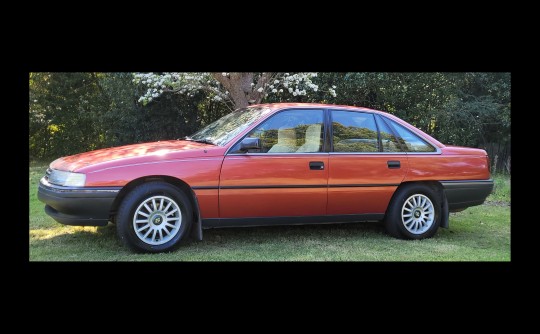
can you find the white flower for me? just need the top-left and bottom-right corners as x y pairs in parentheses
(332, 85), (336, 89)
(133, 72), (322, 106)
(293, 92), (297, 96)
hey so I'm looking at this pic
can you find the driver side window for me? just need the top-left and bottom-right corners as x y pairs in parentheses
(233, 109), (325, 153)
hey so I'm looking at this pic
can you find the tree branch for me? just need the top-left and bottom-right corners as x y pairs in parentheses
(249, 72), (275, 104)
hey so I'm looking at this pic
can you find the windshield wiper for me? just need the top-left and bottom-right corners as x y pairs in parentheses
(183, 136), (217, 145)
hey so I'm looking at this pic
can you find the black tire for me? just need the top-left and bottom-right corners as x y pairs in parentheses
(116, 182), (193, 253)
(384, 183), (441, 240)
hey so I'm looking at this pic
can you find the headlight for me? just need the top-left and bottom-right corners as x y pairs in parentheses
(47, 169), (86, 187)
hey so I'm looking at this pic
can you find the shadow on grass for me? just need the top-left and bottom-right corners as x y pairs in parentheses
(33, 221), (388, 249)
(196, 221), (387, 244)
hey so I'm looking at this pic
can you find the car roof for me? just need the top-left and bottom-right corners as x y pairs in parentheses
(250, 102), (389, 116)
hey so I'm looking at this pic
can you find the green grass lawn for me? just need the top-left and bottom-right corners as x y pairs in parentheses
(29, 166), (511, 261)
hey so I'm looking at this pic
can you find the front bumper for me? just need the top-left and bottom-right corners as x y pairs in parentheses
(37, 177), (121, 226)
(441, 179), (494, 211)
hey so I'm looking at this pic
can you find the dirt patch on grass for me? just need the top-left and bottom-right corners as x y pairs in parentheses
(484, 200), (510, 207)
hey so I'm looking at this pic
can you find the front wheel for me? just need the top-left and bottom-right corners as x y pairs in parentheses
(384, 183), (441, 240)
(116, 182), (193, 253)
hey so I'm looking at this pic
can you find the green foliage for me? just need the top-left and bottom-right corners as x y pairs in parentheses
(98, 73), (208, 146)
(30, 73), (229, 161)
(29, 72), (510, 162)
(488, 174), (511, 203)
(434, 73), (510, 147)
(30, 73), (109, 159)
(305, 72), (510, 149)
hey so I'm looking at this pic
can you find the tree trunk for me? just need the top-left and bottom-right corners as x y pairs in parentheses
(212, 72), (274, 109)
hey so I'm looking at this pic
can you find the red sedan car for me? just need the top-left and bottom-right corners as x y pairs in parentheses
(38, 103), (493, 252)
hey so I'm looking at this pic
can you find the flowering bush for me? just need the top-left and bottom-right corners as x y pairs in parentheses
(133, 72), (337, 109)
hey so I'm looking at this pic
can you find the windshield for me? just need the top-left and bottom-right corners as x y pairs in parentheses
(188, 106), (272, 146)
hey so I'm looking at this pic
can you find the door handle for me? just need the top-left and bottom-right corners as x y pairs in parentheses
(387, 160), (400, 169)
(309, 161), (325, 170)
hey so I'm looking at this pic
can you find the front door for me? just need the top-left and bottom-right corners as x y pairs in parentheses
(219, 108), (328, 219)
(327, 109), (408, 215)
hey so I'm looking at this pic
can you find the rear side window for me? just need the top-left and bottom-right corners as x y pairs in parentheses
(332, 110), (379, 152)
(387, 119), (436, 152)
(375, 116), (401, 152)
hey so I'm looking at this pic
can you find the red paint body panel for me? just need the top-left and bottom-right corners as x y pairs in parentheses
(44, 103), (492, 225)
(219, 188), (327, 217)
(193, 189), (220, 219)
(51, 140), (221, 172)
(404, 147), (490, 182)
(219, 154), (328, 217)
(83, 157), (224, 188)
(328, 187), (398, 214)
(327, 154), (408, 214)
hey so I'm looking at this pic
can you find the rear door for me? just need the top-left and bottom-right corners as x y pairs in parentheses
(219, 108), (329, 219)
(327, 109), (408, 215)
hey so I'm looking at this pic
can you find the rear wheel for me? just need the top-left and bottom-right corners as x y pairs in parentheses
(116, 182), (192, 252)
(384, 183), (441, 239)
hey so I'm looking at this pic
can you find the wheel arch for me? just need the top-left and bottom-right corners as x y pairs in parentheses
(110, 175), (203, 240)
(390, 181), (449, 229)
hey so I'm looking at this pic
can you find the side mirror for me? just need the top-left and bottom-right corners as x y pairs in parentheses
(240, 137), (261, 151)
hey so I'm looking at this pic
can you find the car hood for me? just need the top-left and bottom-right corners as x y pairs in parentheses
(50, 140), (222, 172)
